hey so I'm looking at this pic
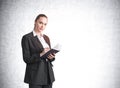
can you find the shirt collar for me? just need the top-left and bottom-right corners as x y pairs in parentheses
(33, 30), (37, 37)
(33, 30), (43, 37)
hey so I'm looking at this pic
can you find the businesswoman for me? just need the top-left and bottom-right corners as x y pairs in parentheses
(21, 14), (55, 88)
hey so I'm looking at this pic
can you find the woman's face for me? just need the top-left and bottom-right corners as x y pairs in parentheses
(34, 17), (48, 33)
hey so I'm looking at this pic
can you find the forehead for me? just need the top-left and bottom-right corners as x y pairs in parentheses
(37, 17), (48, 22)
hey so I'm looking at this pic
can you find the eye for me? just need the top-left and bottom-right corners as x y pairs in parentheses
(44, 23), (47, 26)
(39, 22), (43, 24)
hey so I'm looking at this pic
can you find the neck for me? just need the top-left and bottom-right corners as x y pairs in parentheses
(34, 29), (43, 37)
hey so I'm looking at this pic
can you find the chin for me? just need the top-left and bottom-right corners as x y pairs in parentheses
(38, 29), (43, 32)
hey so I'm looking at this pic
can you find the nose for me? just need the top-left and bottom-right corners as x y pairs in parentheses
(41, 24), (43, 27)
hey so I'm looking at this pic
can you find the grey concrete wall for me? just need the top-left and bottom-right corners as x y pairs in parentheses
(0, 0), (120, 88)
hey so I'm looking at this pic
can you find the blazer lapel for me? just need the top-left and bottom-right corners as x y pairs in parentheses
(31, 35), (44, 50)
(30, 32), (50, 49)
(43, 35), (51, 48)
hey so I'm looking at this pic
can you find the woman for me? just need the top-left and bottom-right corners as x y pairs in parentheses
(21, 14), (55, 88)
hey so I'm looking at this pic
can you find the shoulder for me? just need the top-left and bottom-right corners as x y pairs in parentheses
(21, 32), (33, 43)
(22, 32), (33, 39)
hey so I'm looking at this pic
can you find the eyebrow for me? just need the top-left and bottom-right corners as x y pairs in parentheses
(39, 21), (47, 25)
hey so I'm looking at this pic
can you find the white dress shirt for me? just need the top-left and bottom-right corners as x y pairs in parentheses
(33, 30), (49, 48)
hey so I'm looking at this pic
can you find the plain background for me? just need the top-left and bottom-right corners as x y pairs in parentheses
(0, 0), (120, 88)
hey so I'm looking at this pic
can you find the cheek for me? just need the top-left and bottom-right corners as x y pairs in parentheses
(36, 24), (42, 28)
(43, 25), (46, 28)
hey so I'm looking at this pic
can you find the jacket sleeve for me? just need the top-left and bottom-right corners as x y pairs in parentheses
(21, 36), (41, 64)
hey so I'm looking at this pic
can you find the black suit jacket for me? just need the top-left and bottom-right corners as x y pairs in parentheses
(21, 32), (55, 85)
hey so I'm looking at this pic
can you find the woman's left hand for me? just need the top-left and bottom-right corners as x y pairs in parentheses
(47, 53), (55, 60)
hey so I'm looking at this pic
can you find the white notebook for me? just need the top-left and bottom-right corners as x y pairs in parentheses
(41, 44), (61, 58)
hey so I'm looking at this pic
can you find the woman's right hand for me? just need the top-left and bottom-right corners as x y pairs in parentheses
(40, 48), (50, 56)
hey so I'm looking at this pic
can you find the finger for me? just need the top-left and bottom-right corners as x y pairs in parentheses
(47, 54), (55, 59)
(52, 53), (55, 56)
